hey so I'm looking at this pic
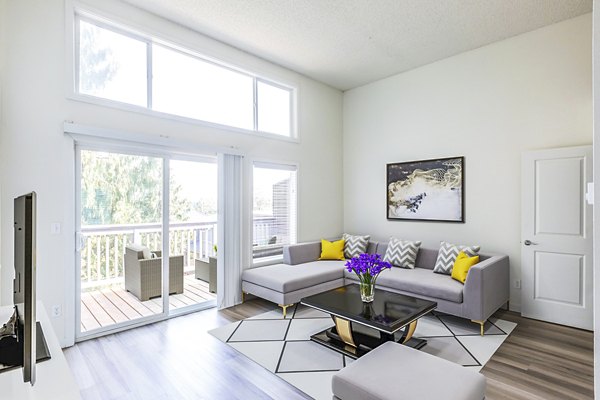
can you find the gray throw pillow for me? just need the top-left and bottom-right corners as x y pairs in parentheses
(433, 241), (480, 275)
(342, 233), (370, 259)
(383, 238), (422, 269)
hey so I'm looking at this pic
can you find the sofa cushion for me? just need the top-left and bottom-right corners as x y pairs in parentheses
(451, 252), (480, 284)
(346, 267), (464, 303)
(376, 244), (439, 270)
(320, 239), (345, 260)
(283, 241), (321, 265)
(383, 238), (421, 269)
(433, 241), (481, 275)
(343, 233), (370, 259)
(242, 261), (346, 293)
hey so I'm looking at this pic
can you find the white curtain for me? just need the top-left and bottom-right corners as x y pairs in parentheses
(216, 153), (243, 309)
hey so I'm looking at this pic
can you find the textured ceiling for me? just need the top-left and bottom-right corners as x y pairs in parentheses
(123, 0), (592, 91)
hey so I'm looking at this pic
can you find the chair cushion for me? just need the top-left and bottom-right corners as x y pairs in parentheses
(346, 266), (464, 303)
(127, 243), (152, 260)
(332, 341), (486, 400)
(242, 261), (346, 293)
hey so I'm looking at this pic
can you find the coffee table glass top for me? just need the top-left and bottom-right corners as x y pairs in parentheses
(301, 284), (437, 334)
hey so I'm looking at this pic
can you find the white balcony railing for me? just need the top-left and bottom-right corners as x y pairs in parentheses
(81, 217), (280, 290)
(80, 221), (217, 290)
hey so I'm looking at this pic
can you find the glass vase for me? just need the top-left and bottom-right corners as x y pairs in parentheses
(359, 282), (375, 303)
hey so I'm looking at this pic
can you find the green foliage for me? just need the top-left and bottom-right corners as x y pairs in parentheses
(79, 22), (117, 92)
(81, 152), (191, 225)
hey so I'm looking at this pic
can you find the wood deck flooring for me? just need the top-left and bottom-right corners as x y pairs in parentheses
(65, 300), (594, 400)
(80, 274), (216, 332)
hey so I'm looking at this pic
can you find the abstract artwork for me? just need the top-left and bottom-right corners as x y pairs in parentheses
(387, 156), (464, 222)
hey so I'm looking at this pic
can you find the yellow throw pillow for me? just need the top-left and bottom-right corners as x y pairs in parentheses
(320, 239), (345, 260)
(451, 251), (480, 284)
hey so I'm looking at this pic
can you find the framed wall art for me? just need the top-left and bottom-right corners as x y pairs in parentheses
(386, 156), (464, 222)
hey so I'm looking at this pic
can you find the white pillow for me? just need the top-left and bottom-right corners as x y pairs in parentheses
(141, 247), (153, 260)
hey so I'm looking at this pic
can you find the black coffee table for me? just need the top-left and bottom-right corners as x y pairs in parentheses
(301, 284), (437, 358)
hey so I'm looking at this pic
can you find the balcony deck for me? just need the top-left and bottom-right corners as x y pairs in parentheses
(80, 272), (216, 332)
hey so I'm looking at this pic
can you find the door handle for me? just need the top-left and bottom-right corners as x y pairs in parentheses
(523, 240), (538, 246)
(75, 232), (85, 252)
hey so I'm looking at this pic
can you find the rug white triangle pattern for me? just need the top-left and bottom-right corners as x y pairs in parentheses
(209, 304), (516, 400)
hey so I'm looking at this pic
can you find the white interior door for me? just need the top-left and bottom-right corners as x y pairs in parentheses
(521, 145), (593, 330)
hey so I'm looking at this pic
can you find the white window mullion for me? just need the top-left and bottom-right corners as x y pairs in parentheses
(147, 42), (153, 110)
(162, 157), (170, 315)
(74, 17), (81, 94)
(253, 78), (258, 132)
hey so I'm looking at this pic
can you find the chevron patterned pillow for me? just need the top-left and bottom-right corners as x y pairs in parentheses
(383, 237), (422, 269)
(342, 233), (370, 259)
(433, 241), (481, 275)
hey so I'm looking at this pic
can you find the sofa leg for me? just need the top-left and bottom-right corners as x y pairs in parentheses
(278, 304), (293, 318)
(241, 291), (246, 303)
(471, 319), (485, 336)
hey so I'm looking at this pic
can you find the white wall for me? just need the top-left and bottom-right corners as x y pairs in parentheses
(592, 1), (599, 396)
(343, 14), (592, 312)
(0, 0), (6, 303)
(0, 0), (343, 346)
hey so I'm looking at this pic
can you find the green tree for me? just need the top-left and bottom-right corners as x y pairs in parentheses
(79, 22), (117, 92)
(81, 152), (190, 225)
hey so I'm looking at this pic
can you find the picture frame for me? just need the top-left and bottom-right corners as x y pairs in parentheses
(386, 156), (464, 222)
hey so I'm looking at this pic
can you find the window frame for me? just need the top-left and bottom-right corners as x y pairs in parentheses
(71, 11), (298, 142)
(251, 160), (299, 266)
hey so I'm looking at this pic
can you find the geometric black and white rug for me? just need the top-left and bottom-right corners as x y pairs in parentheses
(209, 304), (516, 400)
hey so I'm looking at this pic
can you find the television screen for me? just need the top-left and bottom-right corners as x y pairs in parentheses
(0, 192), (50, 384)
(13, 192), (37, 384)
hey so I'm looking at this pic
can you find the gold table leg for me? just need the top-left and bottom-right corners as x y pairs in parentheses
(401, 320), (418, 344)
(333, 316), (356, 347)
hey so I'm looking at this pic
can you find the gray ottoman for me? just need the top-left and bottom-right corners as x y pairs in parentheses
(332, 342), (486, 400)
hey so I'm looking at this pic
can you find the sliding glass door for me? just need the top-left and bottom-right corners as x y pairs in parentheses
(76, 148), (218, 339)
(168, 159), (218, 312)
(78, 150), (165, 334)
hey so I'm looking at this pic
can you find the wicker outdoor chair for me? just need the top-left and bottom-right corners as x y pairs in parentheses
(124, 244), (184, 301)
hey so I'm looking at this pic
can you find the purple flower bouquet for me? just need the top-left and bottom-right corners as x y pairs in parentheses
(345, 253), (392, 302)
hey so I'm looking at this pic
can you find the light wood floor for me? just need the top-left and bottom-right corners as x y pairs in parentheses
(483, 309), (593, 400)
(64, 300), (594, 400)
(80, 274), (216, 332)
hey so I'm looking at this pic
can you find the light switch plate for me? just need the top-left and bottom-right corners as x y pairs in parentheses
(51, 222), (61, 235)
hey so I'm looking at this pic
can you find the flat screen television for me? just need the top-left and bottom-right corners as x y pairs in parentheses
(0, 192), (50, 385)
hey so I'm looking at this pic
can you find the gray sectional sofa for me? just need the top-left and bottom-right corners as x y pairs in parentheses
(241, 240), (509, 331)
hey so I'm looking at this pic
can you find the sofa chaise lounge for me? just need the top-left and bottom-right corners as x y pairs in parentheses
(241, 240), (509, 332)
